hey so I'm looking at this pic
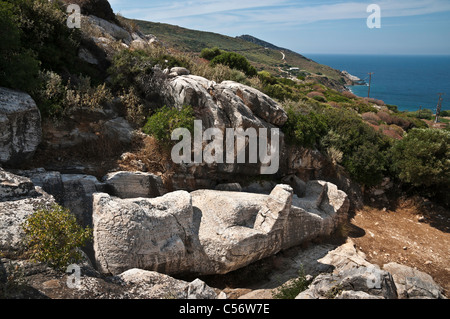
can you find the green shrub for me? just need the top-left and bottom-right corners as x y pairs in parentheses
(191, 62), (249, 84)
(10, 0), (82, 75)
(120, 87), (147, 128)
(210, 52), (257, 77)
(0, 1), (40, 92)
(321, 108), (390, 186)
(272, 266), (312, 299)
(200, 47), (222, 60)
(441, 110), (450, 117)
(386, 104), (399, 113)
(283, 107), (328, 148)
(390, 128), (450, 188)
(143, 105), (195, 143)
(108, 49), (155, 92)
(22, 204), (92, 271)
(258, 71), (277, 85)
(33, 71), (113, 118)
(408, 108), (433, 119)
(263, 83), (295, 101)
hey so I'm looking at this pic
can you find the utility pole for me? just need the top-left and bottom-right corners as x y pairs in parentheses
(367, 72), (374, 98)
(435, 93), (444, 123)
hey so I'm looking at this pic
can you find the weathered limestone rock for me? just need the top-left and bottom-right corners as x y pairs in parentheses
(0, 258), (220, 299)
(217, 81), (288, 127)
(281, 174), (306, 197)
(116, 269), (218, 299)
(0, 168), (35, 199)
(103, 171), (167, 199)
(294, 241), (444, 299)
(93, 191), (198, 275)
(10, 168), (64, 203)
(84, 15), (132, 44)
(0, 169), (57, 255)
(169, 67), (190, 77)
(383, 262), (446, 299)
(8, 169), (104, 228)
(0, 87), (42, 165)
(61, 174), (105, 227)
(103, 117), (134, 144)
(296, 241), (398, 299)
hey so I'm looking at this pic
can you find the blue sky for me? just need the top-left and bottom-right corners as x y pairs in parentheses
(108, 0), (450, 55)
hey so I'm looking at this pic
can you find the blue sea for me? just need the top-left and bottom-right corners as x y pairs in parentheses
(306, 54), (450, 112)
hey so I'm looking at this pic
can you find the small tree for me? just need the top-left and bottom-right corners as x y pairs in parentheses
(22, 204), (92, 271)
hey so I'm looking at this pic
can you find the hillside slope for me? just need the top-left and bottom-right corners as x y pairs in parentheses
(131, 19), (349, 83)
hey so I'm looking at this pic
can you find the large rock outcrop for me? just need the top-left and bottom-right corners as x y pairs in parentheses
(161, 75), (287, 178)
(0, 87), (42, 165)
(92, 181), (349, 276)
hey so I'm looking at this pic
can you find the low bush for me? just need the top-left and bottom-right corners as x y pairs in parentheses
(142, 105), (195, 143)
(200, 47), (222, 60)
(283, 107), (328, 148)
(191, 61), (249, 84)
(390, 128), (450, 188)
(272, 266), (312, 299)
(33, 71), (113, 118)
(320, 107), (391, 187)
(0, 1), (40, 92)
(210, 52), (257, 77)
(22, 204), (92, 271)
(361, 112), (382, 125)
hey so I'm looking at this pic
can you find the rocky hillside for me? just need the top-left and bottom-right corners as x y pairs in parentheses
(0, 0), (448, 300)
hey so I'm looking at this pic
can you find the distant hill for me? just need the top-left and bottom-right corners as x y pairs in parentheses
(236, 34), (284, 51)
(131, 19), (348, 83)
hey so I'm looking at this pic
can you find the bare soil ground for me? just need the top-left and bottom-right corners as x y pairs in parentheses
(348, 196), (450, 297)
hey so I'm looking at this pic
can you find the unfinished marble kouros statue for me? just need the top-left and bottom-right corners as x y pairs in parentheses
(92, 181), (349, 276)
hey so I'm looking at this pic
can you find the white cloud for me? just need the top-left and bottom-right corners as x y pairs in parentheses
(118, 0), (450, 23)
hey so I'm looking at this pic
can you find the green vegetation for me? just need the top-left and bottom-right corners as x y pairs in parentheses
(283, 107), (328, 148)
(391, 128), (450, 188)
(272, 266), (312, 299)
(210, 51), (257, 77)
(0, 1), (40, 92)
(33, 70), (113, 118)
(0, 0), (107, 117)
(200, 47), (222, 60)
(22, 204), (92, 271)
(200, 47), (257, 77)
(142, 105), (196, 143)
(322, 108), (391, 187)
